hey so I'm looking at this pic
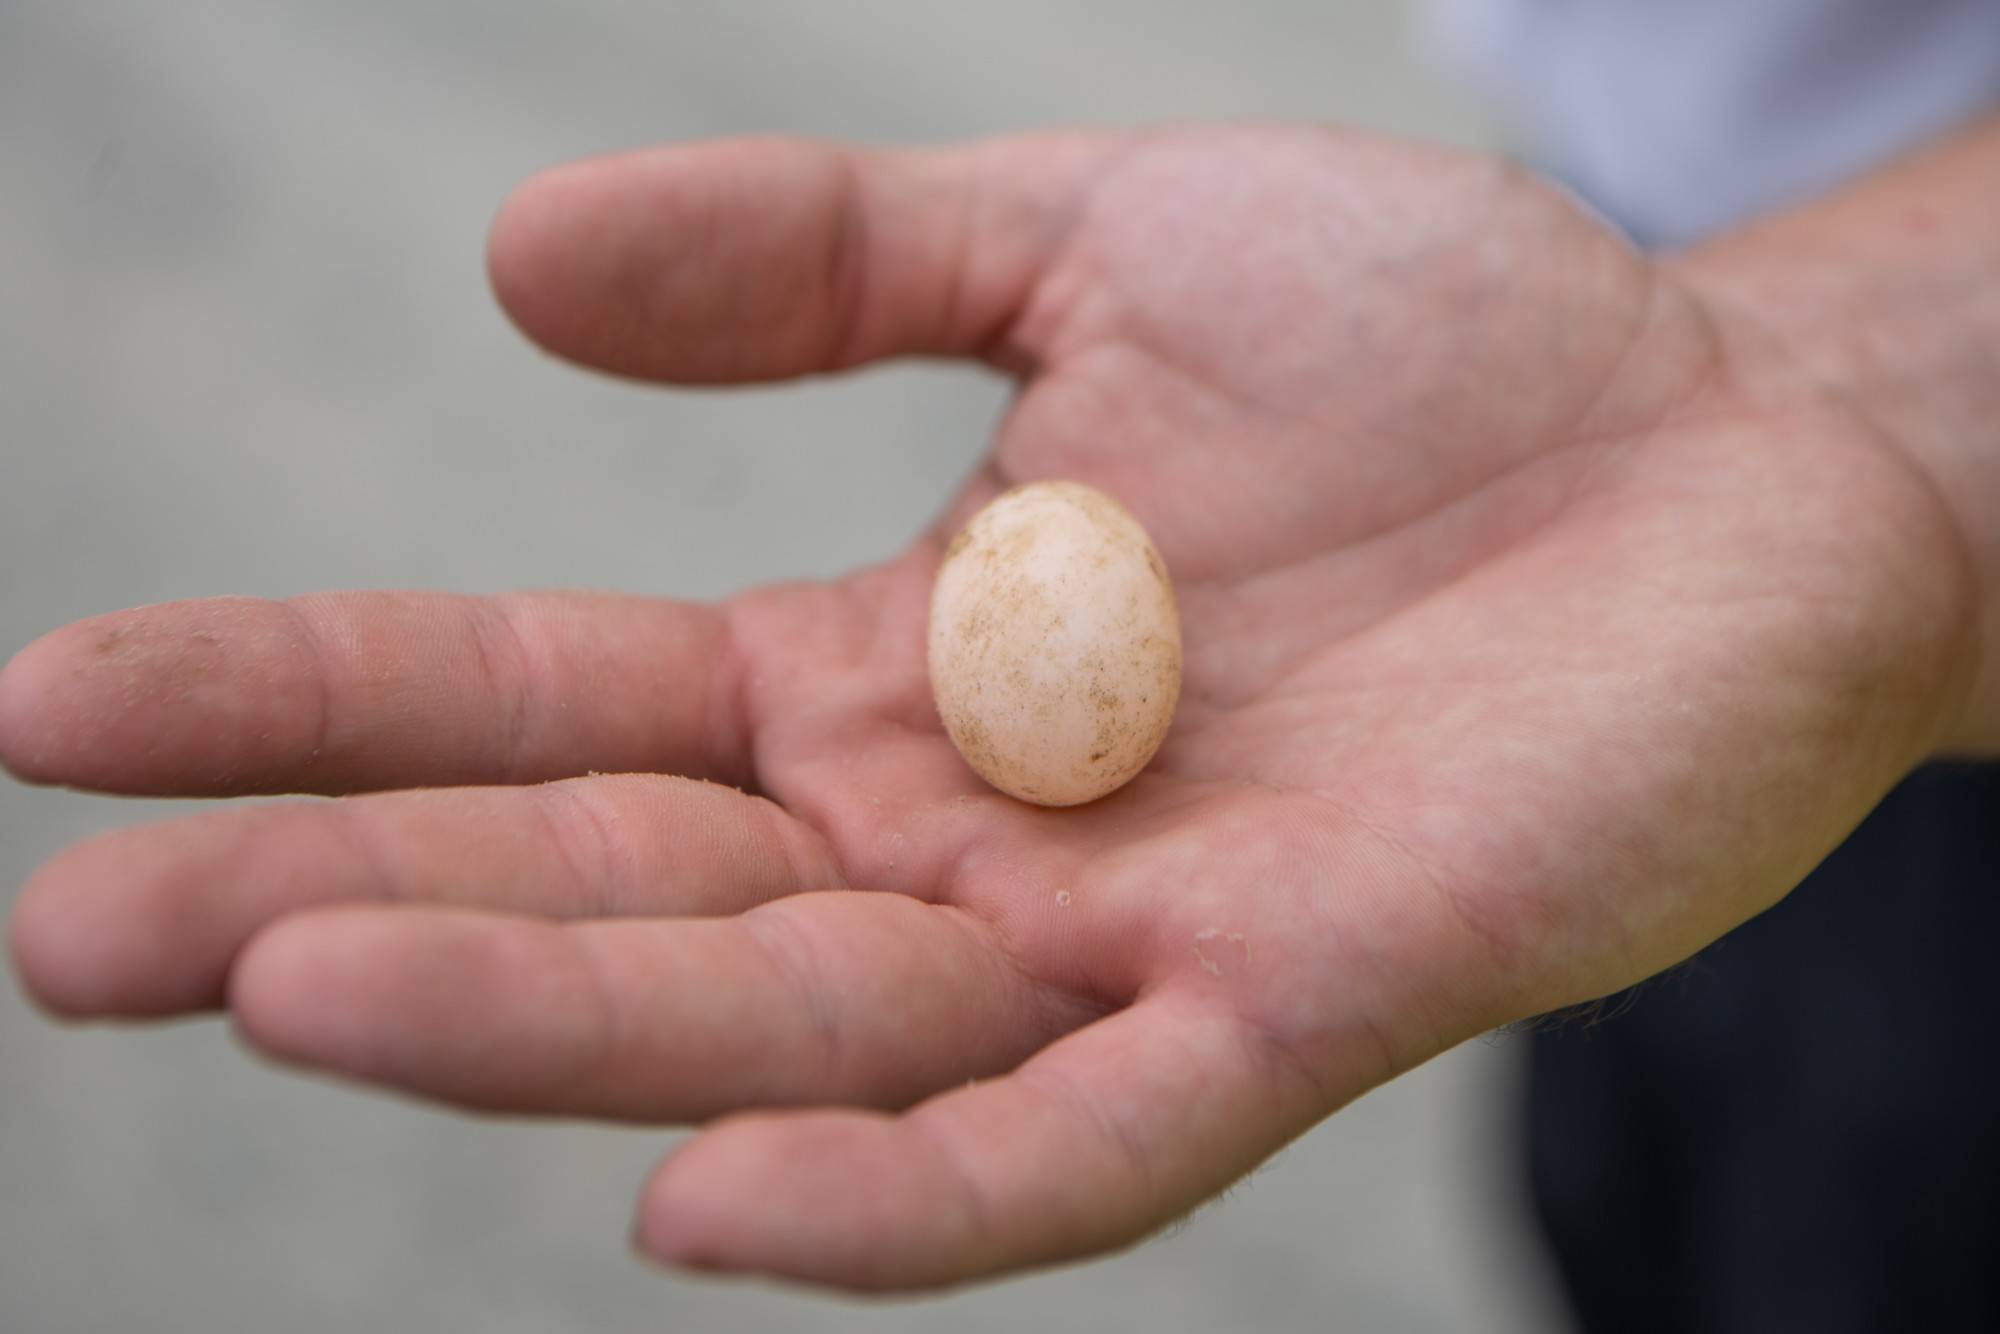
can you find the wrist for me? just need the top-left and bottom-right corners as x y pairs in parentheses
(1665, 120), (2000, 754)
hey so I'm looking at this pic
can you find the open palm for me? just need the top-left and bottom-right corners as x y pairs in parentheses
(2, 126), (1974, 1290)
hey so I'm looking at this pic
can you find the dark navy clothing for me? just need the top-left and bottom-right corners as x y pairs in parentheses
(1525, 764), (2000, 1333)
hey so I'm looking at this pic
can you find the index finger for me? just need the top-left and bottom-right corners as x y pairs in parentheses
(0, 589), (751, 796)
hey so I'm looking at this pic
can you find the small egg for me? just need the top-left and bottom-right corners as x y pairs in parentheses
(928, 481), (1181, 806)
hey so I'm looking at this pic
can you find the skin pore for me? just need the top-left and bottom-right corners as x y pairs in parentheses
(3, 118), (1995, 1290)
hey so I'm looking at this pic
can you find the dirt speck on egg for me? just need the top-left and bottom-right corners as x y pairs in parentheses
(928, 481), (1181, 806)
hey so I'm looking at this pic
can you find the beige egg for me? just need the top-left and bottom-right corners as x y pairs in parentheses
(928, 481), (1181, 806)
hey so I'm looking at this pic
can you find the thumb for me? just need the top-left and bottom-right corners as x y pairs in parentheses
(485, 132), (1122, 384)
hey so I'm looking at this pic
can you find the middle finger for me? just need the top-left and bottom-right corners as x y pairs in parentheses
(9, 774), (841, 1019)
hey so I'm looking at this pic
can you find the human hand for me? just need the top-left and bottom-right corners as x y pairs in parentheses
(2, 127), (1976, 1290)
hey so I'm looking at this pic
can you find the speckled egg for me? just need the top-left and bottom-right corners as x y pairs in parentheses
(928, 481), (1181, 806)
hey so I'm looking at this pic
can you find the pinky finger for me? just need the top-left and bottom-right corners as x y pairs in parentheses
(631, 989), (1346, 1291)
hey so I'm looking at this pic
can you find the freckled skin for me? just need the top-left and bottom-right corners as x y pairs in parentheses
(929, 482), (1181, 806)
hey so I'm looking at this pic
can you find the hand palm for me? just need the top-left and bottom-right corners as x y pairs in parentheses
(2, 127), (1969, 1289)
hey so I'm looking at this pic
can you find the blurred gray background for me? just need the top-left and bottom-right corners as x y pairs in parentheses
(0, 3), (1570, 1330)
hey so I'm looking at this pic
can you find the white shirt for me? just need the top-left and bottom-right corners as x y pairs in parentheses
(1425, 0), (2000, 243)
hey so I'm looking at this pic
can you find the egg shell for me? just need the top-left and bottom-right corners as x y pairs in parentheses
(928, 481), (1182, 806)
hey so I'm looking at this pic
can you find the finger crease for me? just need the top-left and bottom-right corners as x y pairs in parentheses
(822, 154), (874, 370)
(742, 907), (843, 1094)
(709, 602), (758, 792)
(469, 598), (539, 784)
(1015, 1062), (1157, 1211)
(905, 1108), (1002, 1258)
(281, 599), (339, 782)
(536, 781), (629, 918)
(333, 801), (420, 906)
